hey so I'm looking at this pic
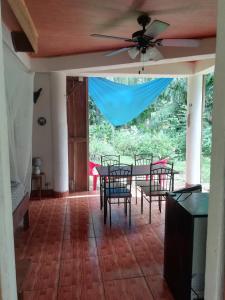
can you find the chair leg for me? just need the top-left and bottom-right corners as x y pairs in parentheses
(100, 178), (103, 210)
(100, 188), (103, 210)
(135, 184), (137, 204)
(158, 196), (162, 213)
(141, 190), (143, 214)
(104, 197), (107, 224)
(109, 202), (112, 227)
(93, 175), (97, 191)
(23, 210), (29, 230)
(124, 199), (127, 216)
(149, 198), (152, 224)
(129, 199), (131, 227)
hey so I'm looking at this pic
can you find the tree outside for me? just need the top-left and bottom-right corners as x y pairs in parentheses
(89, 74), (213, 190)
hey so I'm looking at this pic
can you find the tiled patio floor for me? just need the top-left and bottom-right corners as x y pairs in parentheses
(14, 192), (174, 300)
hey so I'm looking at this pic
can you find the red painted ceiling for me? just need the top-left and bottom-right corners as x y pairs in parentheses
(1, 0), (217, 58)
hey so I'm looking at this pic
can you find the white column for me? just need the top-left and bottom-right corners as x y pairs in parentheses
(204, 0), (225, 298)
(50, 72), (69, 194)
(0, 7), (17, 300)
(186, 74), (203, 185)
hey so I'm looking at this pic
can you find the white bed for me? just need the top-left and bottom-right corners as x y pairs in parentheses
(11, 181), (29, 230)
(11, 181), (25, 212)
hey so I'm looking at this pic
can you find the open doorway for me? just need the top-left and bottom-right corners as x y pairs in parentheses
(88, 77), (188, 191)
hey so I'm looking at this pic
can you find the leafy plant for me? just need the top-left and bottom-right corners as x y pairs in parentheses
(88, 75), (213, 173)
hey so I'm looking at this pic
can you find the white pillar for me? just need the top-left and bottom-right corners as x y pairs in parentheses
(0, 7), (17, 300)
(204, 0), (225, 298)
(186, 74), (203, 185)
(50, 72), (69, 194)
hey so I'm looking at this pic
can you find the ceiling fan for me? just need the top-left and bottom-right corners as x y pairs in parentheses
(91, 14), (200, 62)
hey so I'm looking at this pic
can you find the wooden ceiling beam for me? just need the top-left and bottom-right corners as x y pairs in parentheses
(7, 0), (38, 52)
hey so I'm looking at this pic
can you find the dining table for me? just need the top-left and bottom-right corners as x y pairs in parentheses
(96, 163), (178, 224)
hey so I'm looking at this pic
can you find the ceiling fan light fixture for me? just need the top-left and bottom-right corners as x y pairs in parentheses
(140, 52), (149, 62)
(149, 47), (164, 61)
(128, 47), (139, 59)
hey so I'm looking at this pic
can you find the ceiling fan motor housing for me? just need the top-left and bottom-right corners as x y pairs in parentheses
(137, 14), (151, 28)
(132, 30), (152, 47)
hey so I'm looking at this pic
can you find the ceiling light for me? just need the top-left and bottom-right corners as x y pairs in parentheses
(128, 47), (139, 59)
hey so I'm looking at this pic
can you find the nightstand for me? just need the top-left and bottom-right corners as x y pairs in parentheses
(31, 172), (46, 199)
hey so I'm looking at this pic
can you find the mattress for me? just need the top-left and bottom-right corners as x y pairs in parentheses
(11, 181), (25, 212)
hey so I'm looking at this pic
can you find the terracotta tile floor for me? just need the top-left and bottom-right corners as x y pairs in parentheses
(15, 192), (174, 300)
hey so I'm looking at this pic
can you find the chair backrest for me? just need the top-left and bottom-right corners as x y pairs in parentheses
(89, 161), (100, 176)
(108, 164), (133, 196)
(150, 162), (174, 194)
(135, 153), (153, 165)
(101, 155), (120, 166)
(152, 157), (168, 166)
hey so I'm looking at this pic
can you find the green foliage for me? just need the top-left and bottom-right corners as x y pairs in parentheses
(89, 138), (116, 163)
(201, 73), (213, 157)
(89, 75), (213, 167)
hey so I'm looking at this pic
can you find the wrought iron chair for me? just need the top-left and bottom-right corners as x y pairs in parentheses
(140, 162), (174, 223)
(134, 154), (154, 204)
(100, 155), (120, 209)
(104, 164), (133, 227)
(101, 155), (120, 166)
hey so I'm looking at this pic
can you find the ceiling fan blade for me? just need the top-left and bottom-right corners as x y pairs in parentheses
(149, 4), (196, 16)
(159, 39), (200, 47)
(128, 47), (140, 59)
(141, 47), (164, 62)
(91, 34), (132, 42)
(105, 47), (131, 57)
(144, 20), (170, 39)
(97, 0), (146, 30)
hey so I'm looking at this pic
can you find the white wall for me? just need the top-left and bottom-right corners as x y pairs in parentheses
(33, 73), (53, 189)
(186, 74), (203, 185)
(0, 12), (18, 300)
(50, 72), (69, 193)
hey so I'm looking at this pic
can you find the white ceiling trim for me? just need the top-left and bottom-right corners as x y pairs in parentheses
(194, 59), (215, 75)
(71, 61), (195, 78)
(31, 37), (216, 73)
(70, 59), (215, 78)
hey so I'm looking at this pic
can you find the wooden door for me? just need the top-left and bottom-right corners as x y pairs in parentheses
(67, 77), (89, 192)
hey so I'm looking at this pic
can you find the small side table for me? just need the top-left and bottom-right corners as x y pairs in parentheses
(31, 172), (45, 199)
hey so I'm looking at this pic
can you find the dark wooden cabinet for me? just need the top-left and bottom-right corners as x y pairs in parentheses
(164, 192), (208, 300)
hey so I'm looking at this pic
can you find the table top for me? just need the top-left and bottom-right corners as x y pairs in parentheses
(96, 164), (178, 177)
(169, 192), (208, 217)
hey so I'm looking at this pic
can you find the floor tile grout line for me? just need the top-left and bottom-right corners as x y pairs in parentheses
(20, 201), (45, 266)
(90, 197), (107, 300)
(20, 201), (44, 257)
(92, 196), (147, 289)
(18, 194), (173, 299)
(21, 200), (56, 292)
(56, 197), (68, 300)
(143, 275), (157, 300)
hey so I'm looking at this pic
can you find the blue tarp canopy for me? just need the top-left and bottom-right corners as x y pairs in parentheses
(88, 77), (173, 126)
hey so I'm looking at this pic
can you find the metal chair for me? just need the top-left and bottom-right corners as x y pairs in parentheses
(104, 164), (133, 227)
(140, 162), (174, 223)
(134, 153), (153, 204)
(101, 155), (120, 166)
(100, 155), (120, 209)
